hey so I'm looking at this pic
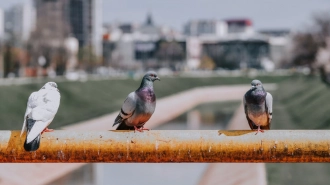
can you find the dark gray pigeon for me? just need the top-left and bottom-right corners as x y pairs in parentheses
(113, 71), (160, 132)
(243, 79), (273, 134)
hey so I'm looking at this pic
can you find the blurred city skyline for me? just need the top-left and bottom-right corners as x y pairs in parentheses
(0, 0), (329, 31)
(0, 0), (329, 79)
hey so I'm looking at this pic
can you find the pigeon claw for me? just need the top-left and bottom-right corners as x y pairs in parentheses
(134, 126), (150, 133)
(41, 128), (54, 134)
(255, 126), (264, 135)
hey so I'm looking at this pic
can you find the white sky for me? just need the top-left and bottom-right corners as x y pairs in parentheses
(1, 0), (329, 31)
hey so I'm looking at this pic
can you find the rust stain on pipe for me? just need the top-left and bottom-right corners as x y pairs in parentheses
(0, 130), (330, 163)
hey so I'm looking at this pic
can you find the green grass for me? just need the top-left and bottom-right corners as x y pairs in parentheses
(271, 75), (330, 129)
(267, 75), (330, 185)
(0, 75), (288, 130)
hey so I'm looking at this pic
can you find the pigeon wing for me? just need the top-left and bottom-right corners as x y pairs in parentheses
(243, 95), (257, 130)
(21, 92), (39, 136)
(26, 119), (53, 143)
(113, 92), (136, 127)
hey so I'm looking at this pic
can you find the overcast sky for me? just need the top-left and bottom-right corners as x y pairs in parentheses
(0, 0), (329, 31)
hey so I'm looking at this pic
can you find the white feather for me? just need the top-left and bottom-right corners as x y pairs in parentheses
(266, 92), (273, 119)
(21, 82), (60, 143)
(26, 120), (53, 143)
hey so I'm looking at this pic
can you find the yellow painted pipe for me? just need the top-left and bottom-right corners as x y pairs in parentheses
(0, 130), (330, 163)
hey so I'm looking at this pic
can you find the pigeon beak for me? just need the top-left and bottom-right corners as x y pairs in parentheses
(155, 77), (160, 81)
(251, 85), (256, 89)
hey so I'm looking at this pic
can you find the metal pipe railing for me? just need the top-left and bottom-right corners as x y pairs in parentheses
(1, 130), (329, 163)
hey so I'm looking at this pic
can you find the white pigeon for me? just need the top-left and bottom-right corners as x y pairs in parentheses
(21, 82), (61, 151)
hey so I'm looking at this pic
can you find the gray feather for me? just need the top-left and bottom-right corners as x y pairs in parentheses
(244, 80), (273, 130)
(114, 72), (159, 130)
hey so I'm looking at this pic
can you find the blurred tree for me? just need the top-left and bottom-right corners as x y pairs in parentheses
(78, 46), (101, 72)
(199, 55), (216, 70)
(291, 33), (319, 72)
(3, 44), (22, 78)
(3, 45), (12, 78)
(313, 12), (330, 47)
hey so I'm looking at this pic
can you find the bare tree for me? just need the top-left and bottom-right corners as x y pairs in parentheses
(291, 32), (319, 72)
(290, 12), (330, 75)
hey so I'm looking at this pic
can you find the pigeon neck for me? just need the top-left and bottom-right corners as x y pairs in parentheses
(258, 87), (265, 91)
(139, 78), (153, 89)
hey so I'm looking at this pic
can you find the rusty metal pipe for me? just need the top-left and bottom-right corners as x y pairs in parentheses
(1, 130), (330, 163)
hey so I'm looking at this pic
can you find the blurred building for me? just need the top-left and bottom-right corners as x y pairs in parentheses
(184, 19), (259, 70)
(259, 29), (291, 68)
(19, 0), (103, 77)
(137, 13), (161, 39)
(184, 20), (228, 37)
(202, 37), (270, 70)
(34, 0), (102, 56)
(118, 24), (134, 34)
(67, 0), (102, 56)
(4, 2), (35, 47)
(225, 19), (254, 34)
(103, 17), (290, 71)
(103, 14), (186, 70)
(103, 23), (137, 69)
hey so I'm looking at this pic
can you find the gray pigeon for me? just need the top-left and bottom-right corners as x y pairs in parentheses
(113, 71), (160, 131)
(243, 79), (273, 134)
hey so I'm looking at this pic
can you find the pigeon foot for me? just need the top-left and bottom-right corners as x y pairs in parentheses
(134, 126), (150, 133)
(41, 128), (54, 134)
(255, 126), (264, 135)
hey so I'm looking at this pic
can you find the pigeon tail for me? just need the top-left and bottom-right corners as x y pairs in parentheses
(24, 119), (41, 151)
(116, 123), (135, 130)
(113, 115), (135, 130)
(113, 114), (123, 127)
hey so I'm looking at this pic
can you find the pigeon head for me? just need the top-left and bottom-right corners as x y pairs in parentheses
(143, 71), (160, 82)
(42, 82), (59, 92)
(250, 79), (263, 90)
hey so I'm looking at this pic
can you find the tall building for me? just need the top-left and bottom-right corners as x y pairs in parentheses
(34, 0), (69, 43)
(4, 2), (35, 44)
(34, 0), (102, 56)
(67, 0), (102, 56)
